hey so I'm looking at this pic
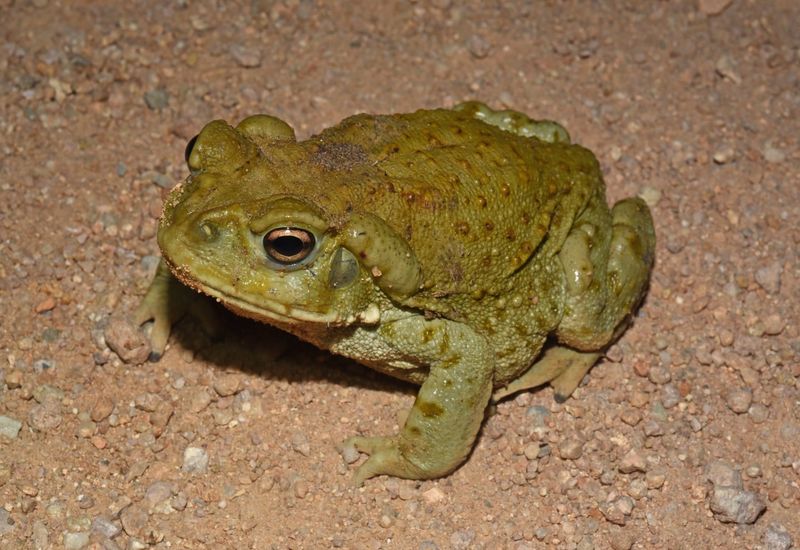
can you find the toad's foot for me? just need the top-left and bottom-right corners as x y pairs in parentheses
(134, 259), (222, 360)
(342, 436), (427, 487)
(493, 345), (600, 402)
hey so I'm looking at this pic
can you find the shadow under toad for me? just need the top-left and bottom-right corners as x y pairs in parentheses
(167, 298), (417, 399)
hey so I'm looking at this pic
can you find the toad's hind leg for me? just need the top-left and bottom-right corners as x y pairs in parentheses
(553, 196), (655, 399)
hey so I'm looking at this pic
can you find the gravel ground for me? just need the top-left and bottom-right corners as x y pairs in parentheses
(1, 1), (798, 548)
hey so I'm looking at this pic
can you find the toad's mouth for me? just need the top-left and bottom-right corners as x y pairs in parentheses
(166, 260), (347, 327)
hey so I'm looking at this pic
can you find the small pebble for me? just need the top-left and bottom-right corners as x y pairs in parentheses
(41, 328), (61, 343)
(28, 402), (63, 432)
(229, 43), (262, 68)
(705, 461), (742, 488)
(66, 517), (91, 535)
(450, 529), (476, 549)
(33, 384), (64, 404)
(639, 186), (661, 208)
(34, 296), (56, 313)
(648, 365), (672, 385)
(5, 370), (22, 389)
(76, 495), (94, 510)
(705, 460), (765, 524)
(104, 317), (150, 365)
(762, 523), (793, 550)
(340, 442), (360, 464)
(90, 396), (114, 422)
(32, 520), (48, 548)
(748, 403), (770, 424)
(697, 0), (732, 16)
(0, 509), (13, 536)
(619, 449), (647, 473)
(293, 480), (309, 499)
(523, 443), (540, 460)
(152, 172), (175, 189)
(709, 486), (765, 524)
(745, 465), (762, 478)
(213, 374), (242, 397)
(762, 143), (786, 164)
(171, 492), (188, 511)
(645, 469), (666, 489)
(120, 504), (148, 538)
(466, 35), (491, 59)
(762, 314), (785, 336)
(526, 405), (550, 428)
(76, 420), (96, 438)
(143, 88), (169, 110)
(654, 336), (669, 351)
(0, 416), (22, 439)
(632, 360), (650, 377)
(211, 407), (232, 427)
(755, 263), (782, 294)
(91, 516), (121, 539)
(108, 496), (132, 519)
(182, 446), (209, 474)
(291, 433), (311, 457)
(627, 478), (648, 499)
(134, 392), (161, 412)
(558, 437), (584, 460)
(660, 384), (681, 409)
(0, 463), (11, 486)
(605, 344), (624, 362)
(718, 329), (734, 347)
(643, 419), (664, 437)
(149, 402), (174, 432)
(63, 531), (89, 550)
(609, 532), (636, 550)
(601, 495), (634, 526)
(422, 487), (446, 505)
(614, 495), (635, 516)
(715, 55), (741, 84)
(712, 145), (736, 164)
(144, 481), (174, 511)
(725, 388), (752, 414)
(187, 388), (213, 413)
(46, 501), (66, 520)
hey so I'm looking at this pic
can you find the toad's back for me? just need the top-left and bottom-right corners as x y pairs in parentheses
(310, 108), (606, 322)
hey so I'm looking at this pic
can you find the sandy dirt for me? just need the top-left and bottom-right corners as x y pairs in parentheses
(1, 0), (798, 548)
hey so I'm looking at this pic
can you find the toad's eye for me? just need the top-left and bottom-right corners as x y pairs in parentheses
(184, 134), (198, 164)
(263, 227), (316, 264)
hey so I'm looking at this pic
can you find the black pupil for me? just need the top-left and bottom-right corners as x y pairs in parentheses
(272, 235), (304, 258)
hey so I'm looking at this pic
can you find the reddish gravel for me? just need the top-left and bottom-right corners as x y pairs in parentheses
(0, 1), (798, 548)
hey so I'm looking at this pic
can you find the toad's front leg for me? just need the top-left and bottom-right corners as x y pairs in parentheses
(343, 317), (493, 485)
(134, 259), (222, 360)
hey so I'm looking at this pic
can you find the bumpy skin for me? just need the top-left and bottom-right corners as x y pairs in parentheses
(136, 102), (655, 485)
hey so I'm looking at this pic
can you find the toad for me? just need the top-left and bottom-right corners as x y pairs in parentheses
(136, 102), (655, 484)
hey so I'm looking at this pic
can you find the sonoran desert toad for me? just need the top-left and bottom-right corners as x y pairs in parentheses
(136, 102), (655, 484)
